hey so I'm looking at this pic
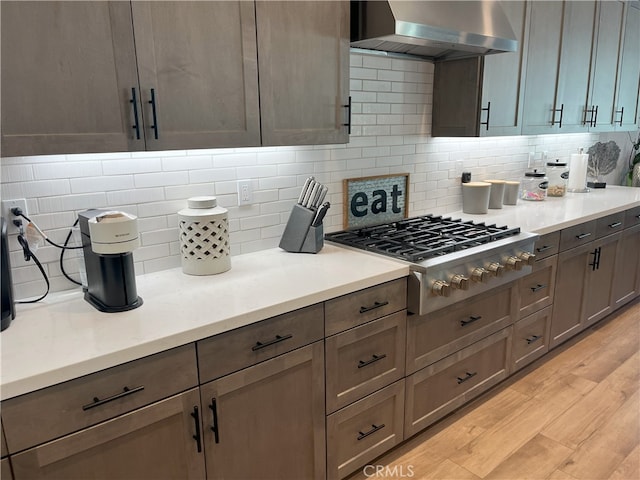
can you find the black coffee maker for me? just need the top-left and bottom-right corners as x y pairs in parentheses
(1, 217), (16, 330)
(78, 210), (143, 313)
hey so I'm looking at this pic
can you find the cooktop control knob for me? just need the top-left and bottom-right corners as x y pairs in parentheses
(432, 280), (451, 297)
(506, 256), (523, 270)
(471, 267), (489, 283)
(519, 252), (536, 266)
(450, 274), (469, 290)
(487, 262), (504, 277)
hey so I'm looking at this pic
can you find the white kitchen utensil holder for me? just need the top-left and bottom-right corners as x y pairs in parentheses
(279, 204), (324, 254)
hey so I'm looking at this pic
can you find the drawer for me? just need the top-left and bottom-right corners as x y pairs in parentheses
(406, 283), (516, 374)
(624, 205), (640, 229)
(512, 306), (552, 372)
(404, 327), (511, 438)
(517, 255), (557, 318)
(325, 278), (407, 336)
(326, 311), (406, 413)
(327, 379), (405, 480)
(559, 220), (596, 251)
(595, 212), (625, 239)
(197, 303), (324, 383)
(2, 344), (197, 453)
(533, 231), (560, 260)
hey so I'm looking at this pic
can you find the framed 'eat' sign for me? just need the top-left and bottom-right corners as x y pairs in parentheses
(343, 173), (409, 229)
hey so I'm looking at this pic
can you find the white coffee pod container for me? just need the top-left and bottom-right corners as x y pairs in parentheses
(178, 196), (231, 275)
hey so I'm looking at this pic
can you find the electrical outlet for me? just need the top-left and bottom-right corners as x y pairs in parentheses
(1, 199), (28, 233)
(237, 180), (253, 206)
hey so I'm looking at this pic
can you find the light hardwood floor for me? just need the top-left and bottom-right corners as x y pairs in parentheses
(348, 298), (640, 480)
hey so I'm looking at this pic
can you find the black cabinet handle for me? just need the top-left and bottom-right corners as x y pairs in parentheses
(209, 398), (220, 444)
(342, 96), (352, 134)
(358, 353), (387, 369)
(481, 101), (491, 131)
(593, 105), (598, 127)
(536, 245), (552, 253)
(357, 423), (385, 441)
(552, 104), (564, 128)
(526, 335), (542, 345)
(460, 315), (482, 327)
(457, 371), (477, 384)
(359, 301), (389, 314)
(191, 406), (202, 453)
(530, 284), (547, 293)
(615, 107), (624, 126)
(589, 247), (601, 271)
(149, 88), (159, 139)
(608, 222), (622, 229)
(82, 385), (144, 411)
(576, 232), (592, 240)
(251, 334), (293, 351)
(585, 105), (599, 127)
(130, 87), (141, 140)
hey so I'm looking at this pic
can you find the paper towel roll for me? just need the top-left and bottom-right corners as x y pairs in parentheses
(568, 153), (589, 192)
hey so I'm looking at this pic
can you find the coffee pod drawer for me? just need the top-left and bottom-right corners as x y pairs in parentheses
(325, 311), (406, 414)
(511, 306), (552, 372)
(327, 380), (405, 480)
(404, 327), (511, 438)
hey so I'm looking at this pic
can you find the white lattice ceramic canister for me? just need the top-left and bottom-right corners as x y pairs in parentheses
(178, 197), (231, 275)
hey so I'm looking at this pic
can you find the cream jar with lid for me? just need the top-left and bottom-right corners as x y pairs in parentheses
(520, 170), (548, 201)
(462, 182), (491, 214)
(546, 160), (569, 197)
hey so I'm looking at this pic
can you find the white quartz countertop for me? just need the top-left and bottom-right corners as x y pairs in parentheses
(450, 185), (640, 234)
(0, 245), (409, 400)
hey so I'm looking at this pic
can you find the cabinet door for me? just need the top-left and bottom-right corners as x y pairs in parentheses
(554, 0), (597, 133)
(131, 1), (261, 150)
(522, 1), (564, 135)
(11, 389), (205, 480)
(614, 3), (640, 131)
(588, 1), (625, 132)
(550, 242), (593, 348)
(201, 342), (325, 480)
(612, 224), (640, 309)
(256, 0), (349, 146)
(584, 233), (621, 327)
(0, 1), (143, 156)
(480, 0), (528, 136)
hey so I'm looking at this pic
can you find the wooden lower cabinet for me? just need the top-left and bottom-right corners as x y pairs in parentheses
(1, 457), (12, 480)
(612, 224), (640, 309)
(200, 341), (325, 480)
(584, 232), (621, 327)
(10, 388), (205, 480)
(404, 327), (511, 438)
(326, 380), (405, 480)
(511, 306), (552, 372)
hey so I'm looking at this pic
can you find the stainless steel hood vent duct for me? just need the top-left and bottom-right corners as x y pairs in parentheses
(351, 1), (518, 61)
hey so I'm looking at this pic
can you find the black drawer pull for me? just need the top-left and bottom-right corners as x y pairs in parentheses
(148, 88), (159, 139)
(536, 245), (552, 253)
(251, 334), (293, 351)
(481, 101), (491, 131)
(342, 96), (352, 134)
(358, 353), (387, 369)
(129, 87), (140, 140)
(460, 315), (482, 327)
(456, 371), (477, 384)
(359, 301), (389, 314)
(576, 232), (592, 240)
(357, 423), (385, 441)
(82, 385), (144, 411)
(530, 284), (547, 293)
(191, 406), (202, 453)
(608, 222), (622, 229)
(209, 398), (220, 444)
(526, 335), (542, 345)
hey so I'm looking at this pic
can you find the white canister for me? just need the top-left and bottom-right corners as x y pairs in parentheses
(462, 182), (491, 214)
(178, 196), (231, 275)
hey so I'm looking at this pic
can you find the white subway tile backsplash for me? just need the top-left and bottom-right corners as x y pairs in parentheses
(1, 51), (603, 300)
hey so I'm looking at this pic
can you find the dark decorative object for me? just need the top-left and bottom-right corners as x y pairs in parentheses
(626, 132), (640, 187)
(587, 141), (620, 187)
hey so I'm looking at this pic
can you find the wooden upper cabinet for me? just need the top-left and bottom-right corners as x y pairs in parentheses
(256, 0), (350, 146)
(131, 1), (261, 150)
(0, 1), (142, 156)
(613, 2), (640, 131)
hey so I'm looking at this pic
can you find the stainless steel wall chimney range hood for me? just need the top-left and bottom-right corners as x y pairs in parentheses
(351, 0), (518, 61)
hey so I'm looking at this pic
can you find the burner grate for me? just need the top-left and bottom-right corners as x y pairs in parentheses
(325, 214), (521, 262)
